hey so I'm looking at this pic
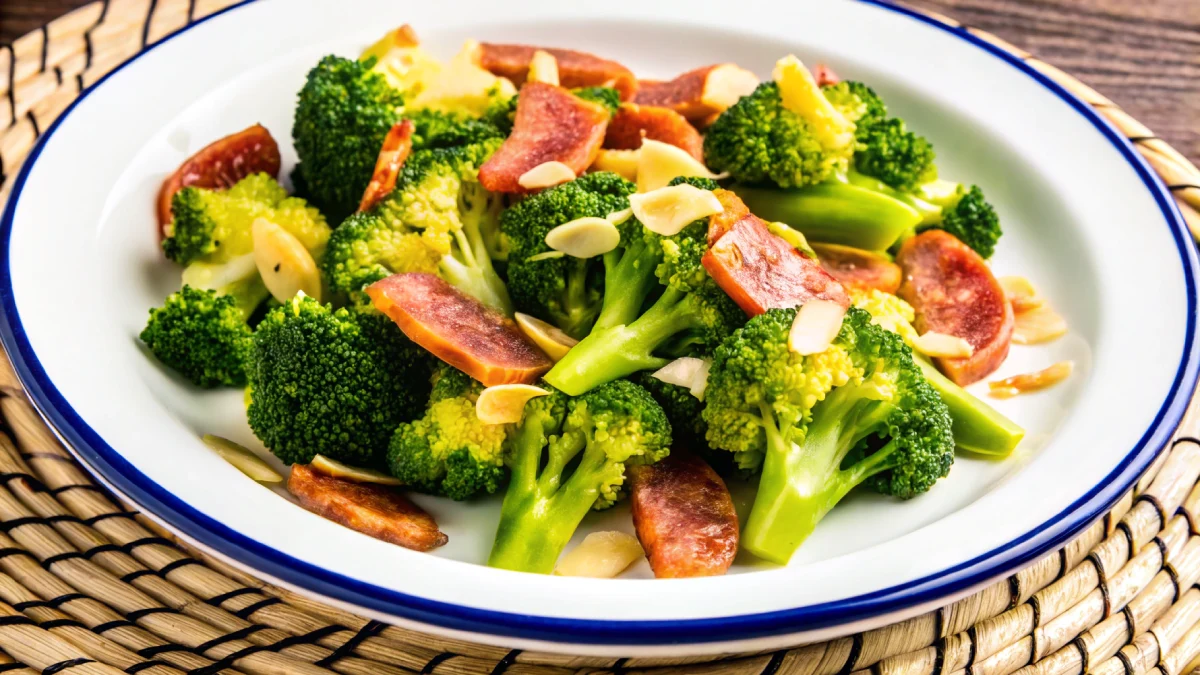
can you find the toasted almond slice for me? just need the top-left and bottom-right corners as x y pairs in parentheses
(651, 357), (712, 401)
(773, 55), (855, 150)
(999, 276), (1046, 314)
(1013, 305), (1068, 345)
(788, 299), (847, 355)
(518, 161), (577, 190)
(252, 217), (322, 303)
(476, 384), (550, 424)
(989, 361), (1073, 399)
(700, 64), (760, 112)
(629, 184), (723, 236)
(636, 138), (722, 193)
(591, 149), (640, 181)
(606, 207), (633, 225)
(544, 216), (621, 258)
(913, 331), (975, 358)
(202, 435), (282, 483)
(528, 49), (560, 86)
(311, 454), (403, 486)
(515, 312), (579, 361)
(527, 250), (566, 262)
(554, 531), (644, 578)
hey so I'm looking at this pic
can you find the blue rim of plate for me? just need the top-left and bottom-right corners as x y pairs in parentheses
(0, 0), (1196, 648)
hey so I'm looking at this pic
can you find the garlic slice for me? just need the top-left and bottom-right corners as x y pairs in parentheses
(527, 250), (565, 262)
(1013, 305), (1068, 345)
(544, 217), (621, 258)
(999, 276), (1045, 313)
(652, 357), (712, 401)
(913, 332), (975, 359)
(527, 49), (560, 86)
(202, 435), (282, 483)
(700, 64), (760, 112)
(590, 149), (640, 182)
(636, 139), (722, 193)
(629, 184), (723, 236)
(476, 384), (550, 425)
(989, 361), (1073, 399)
(515, 312), (579, 362)
(311, 454), (402, 486)
(605, 207), (633, 225)
(773, 55), (855, 150)
(253, 217), (322, 303)
(788, 300), (847, 355)
(518, 161), (576, 190)
(554, 531), (644, 578)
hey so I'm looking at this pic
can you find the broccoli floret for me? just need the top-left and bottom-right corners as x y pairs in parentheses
(388, 366), (508, 500)
(822, 81), (887, 130)
(704, 306), (954, 563)
(668, 175), (722, 191)
(488, 380), (671, 574)
(923, 184), (1001, 259)
(703, 81), (853, 189)
(630, 371), (707, 450)
(292, 55), (406, 223)
(139, 286), (254, 388)
(823, 81), (937, 192)
(323, 139), (512, 312)
(502, 172), (636, 338)
(247, 295), (432, 466)
(405, 108), (506, 150)
(850, 288), (1023, 455)
(571, 86), (620, 116)
(480, 92), (518, 135)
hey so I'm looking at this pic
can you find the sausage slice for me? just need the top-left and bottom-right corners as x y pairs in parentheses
(359, 119), (415, 213)
(896, 230), (1014, 385)
(478, 43), (637, 100)
(367, 273), (552, 385)
(812, 242), (902, 295)
(628, 454), (738, 578)
(603, 103), (704, 161)
(288, 464), (446, 551)
(634, 64), (759, 125)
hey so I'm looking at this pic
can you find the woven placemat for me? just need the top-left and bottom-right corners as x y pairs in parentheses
(3, 1), (1200, 673)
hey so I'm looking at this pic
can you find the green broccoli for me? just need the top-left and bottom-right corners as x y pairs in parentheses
(488, 380), (671, 574)
(824, 81), (937, 193)
(918, 182), (1001, 259)
(630, 371), (707, 450)
(247, 295), (432, 466)
(139, 286), (254, 388)
(292, 55), (406, 223)
(323, 138), (512, 312)
(703, 81), (854, 189)
(406, 108), (506, 150)
(704, 307), (954, 563)
(502, 172), (636, 338)
(388, 365), (508, 500)
(571, 86), (620, 116)
(543, 184), (747, 395)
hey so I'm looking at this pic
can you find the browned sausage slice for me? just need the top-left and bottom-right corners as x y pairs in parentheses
(633, 64), (758, 125)
(478, 43), (637, 100)
(603, 103), (704, 161)
(628, 454), (739, 578)
(288, 464), (447, 551)
(477, 82), (610, 194)
(812, 242), (902, 295)
(703, 192), (849, 316)
(896, 230), (1014, 385)
(367, 273), (553, 385)
(359, 119), (415, 213)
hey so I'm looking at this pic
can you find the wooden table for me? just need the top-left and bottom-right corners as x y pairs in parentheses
(1, 0), (1197, 164)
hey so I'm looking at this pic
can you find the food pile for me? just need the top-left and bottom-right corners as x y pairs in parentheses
(140, 26), (1069, 576)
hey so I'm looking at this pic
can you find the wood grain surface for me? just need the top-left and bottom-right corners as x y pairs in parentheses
(1, 0), (1197, 164)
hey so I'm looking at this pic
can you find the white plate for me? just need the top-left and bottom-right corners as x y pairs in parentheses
(1, 0), (1195, 657)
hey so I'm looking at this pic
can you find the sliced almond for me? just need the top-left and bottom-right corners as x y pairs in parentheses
(252, 217), (322, 303)
(554, 531), (644, 578)
(629, 184), (723, 236)
(788, 299), (847, 355)
(544, 217), (621, 258)
(518, 161), (577, 190)
(773, 55), (855, 150)
(476, 384), (550, 424)
(605, 207), (633, 225)
(527, 250), (566, 262)
(636, 138), (722, 193)
(1013, 305), (1068, 345)
(999, 276), (1046, 313)
(913, 331), (974, 358)
(700, 64), (760, 112)
(311, 454), (402, 486)
(989, 361), (1073, 399)
(515, 312), (579, 361)
(651, 357), (712, 401)
(527, 49), (560, 86)
(202, 435), (282, 483)
(591, 149), (640, 182)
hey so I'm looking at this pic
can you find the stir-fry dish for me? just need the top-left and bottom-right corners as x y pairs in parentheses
(141, 26), (1072, 576)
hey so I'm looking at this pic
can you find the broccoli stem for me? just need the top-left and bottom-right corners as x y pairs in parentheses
(488, 411), (608, 574)
(744, 386), (894, 564)
(592, 238), (661, 332)
(732, 182), (922, 251)
(439, 198), (513, 314)
(916, 358), (1024, 456)
(558, 258), (601, 338)
(544, 287), (697, 396)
